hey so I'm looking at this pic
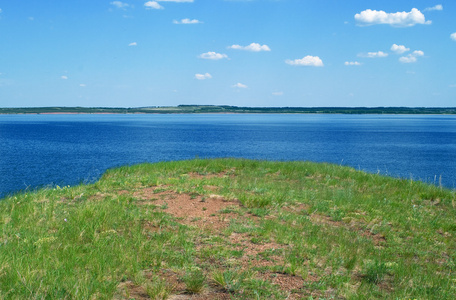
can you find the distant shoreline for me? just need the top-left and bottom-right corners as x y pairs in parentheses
(1, 105), (456, 115)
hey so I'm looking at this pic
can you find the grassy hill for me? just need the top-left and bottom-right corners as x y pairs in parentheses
(1, 159), (455, 299)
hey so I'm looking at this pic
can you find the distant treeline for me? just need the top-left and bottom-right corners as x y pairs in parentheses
(1, 105), (456, 115)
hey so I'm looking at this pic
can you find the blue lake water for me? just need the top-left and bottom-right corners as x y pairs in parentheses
(1, 114), (455, 198)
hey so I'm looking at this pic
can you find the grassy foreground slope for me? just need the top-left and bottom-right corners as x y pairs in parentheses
(1, 159), (455, 299)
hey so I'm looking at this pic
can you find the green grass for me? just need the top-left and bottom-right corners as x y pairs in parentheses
(1, 158), (455, 299)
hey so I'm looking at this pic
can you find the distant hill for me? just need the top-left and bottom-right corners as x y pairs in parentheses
(1, 105), (456, 114)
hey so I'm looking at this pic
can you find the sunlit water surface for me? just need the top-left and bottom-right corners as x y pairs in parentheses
(1, 114), (455, 197)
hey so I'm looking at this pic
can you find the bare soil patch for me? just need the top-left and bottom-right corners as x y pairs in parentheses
(121, 184), (315, 299)
(137, 188), (241, 230)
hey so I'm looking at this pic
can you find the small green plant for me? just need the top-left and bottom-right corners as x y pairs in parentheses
(362, 260), (388, 284)
(182, 269), (206, 294)
(212, 269), (244, 293)
(144, 278), (173, 300)
(343, 255), (357, 271)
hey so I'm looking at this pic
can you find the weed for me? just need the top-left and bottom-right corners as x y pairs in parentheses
(182, 269), (206, 294)
(144, 277), (173, 300)
(362, 260), (388, 284)
(212, 269), (244, 293)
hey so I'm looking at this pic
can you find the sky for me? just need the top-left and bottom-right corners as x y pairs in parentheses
(0, 0), (455, 108)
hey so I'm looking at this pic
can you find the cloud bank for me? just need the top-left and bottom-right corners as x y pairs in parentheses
(233, 83), (248, 88)
(285, 56), (323, 67)
(110, 1), (129, 9)
(144, 1), (164, 9)
(391, 44), (410, 54)
(399, 50), (424, 63)
(355, 8), (431, 27)
(195, 73), (212, 80)
(424, 5), (443, 12)
(359, 51), (388, 58)
(345, 61), (362, 66)
(199, 52), (228, 60)
(228, 43), (271, 52)
(173, 18), (202, 24)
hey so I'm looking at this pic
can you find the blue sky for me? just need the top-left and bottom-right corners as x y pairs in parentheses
(0, 0), (455, 108)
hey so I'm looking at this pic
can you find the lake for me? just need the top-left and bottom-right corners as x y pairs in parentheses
(1, 114), (455, 198)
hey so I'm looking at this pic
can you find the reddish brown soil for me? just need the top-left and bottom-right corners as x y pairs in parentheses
(114, 172), (360, 299)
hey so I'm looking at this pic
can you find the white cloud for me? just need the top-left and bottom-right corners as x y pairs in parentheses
(399, 56), (417, 63)
(359, 51), (388, 58)
(195, 73), (212, 80)
(173, 18), (202, 24)
(144, 1), (164, 9)
(449, 84), (456, 88)
(344, 61), (362, 66)
(355, 8), (431, 27)
(412, 50), (424, 57)
(199, 52), (228, 60)
(233, 83), (248, 88)
(391, 44), (410, 54)
(272, 91), (284, 96)
(79, 84), (86, 87)
(399, 50), (424, 63)
(61, 76), (68, 80)
(128, 42), (137, 46)
(451, 33), (456, 41)
(285, 56), (324, 67)
(425, 5), (443, 11)
(110, 1), (129, 9)
(228, 43), (271, 52)
(157, 0), (193, 2)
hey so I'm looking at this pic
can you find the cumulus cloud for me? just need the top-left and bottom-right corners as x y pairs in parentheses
(344, 61), (362, 66)
(233, 83), (248, 88)
(61, 76), (68, 80)
(412, 50), (424, 57)
(144, 1), (164, 9)
(110, 1), (129, 9)
(128, 42), (137, 46)
(195, 73), (212, 80)
(451, 33), (456, 41)
(285, 56), (324, 67)
(199, 52), (228, 60)
(228, 43), (271, 52)
(391, 44), (410, 54)
(359, 51), (388, 58)
(399, 50), (424, 63)
(173, 18), (202, 24)
(355, 8), (431, 27)
(425, 5), (443, 11)
(399, 56), (417, 63)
